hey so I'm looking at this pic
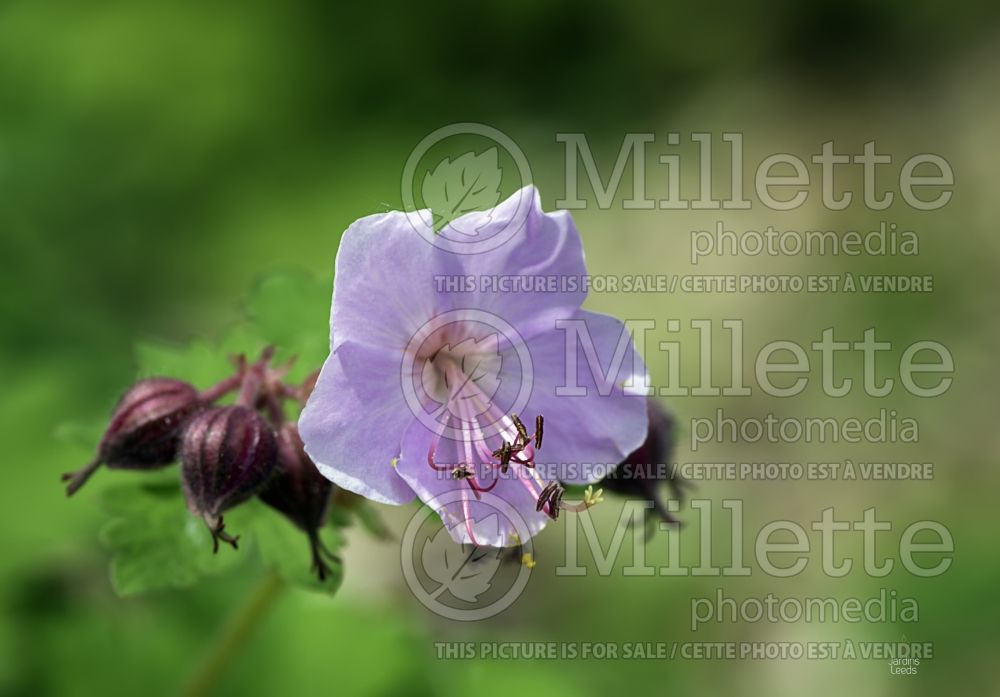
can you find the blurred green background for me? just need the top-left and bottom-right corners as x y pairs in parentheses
(2, 1), (999, 695)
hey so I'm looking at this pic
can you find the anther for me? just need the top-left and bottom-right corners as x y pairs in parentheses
(511, 414), (529, 443)
(550, 486), (564, 520)
(499, 441), (512, 472)
(535, 481), (565, 520)
(535, 482), (556, 512)
(492, 441), (513, 464)
(534, 415), (544, 449)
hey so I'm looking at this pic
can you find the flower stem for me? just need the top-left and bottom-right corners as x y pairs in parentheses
(178, 571), (285, 697)
(199, 373), (243, 403)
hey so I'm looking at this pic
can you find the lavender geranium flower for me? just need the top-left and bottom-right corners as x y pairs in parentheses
(299, 187), (649, 546)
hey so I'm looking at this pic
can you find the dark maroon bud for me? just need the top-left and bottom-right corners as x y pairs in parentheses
(600, 398), (688, 528)
(180, 406), (278, 552)
(259, 423), (339, 580)
(62, 378), (202, 496)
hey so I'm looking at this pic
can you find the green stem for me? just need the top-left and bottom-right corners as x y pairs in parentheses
(178, 572), (285, 697)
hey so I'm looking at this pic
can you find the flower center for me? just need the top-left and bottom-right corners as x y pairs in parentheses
(420, 339), (502, 419)
(424, 359), (562, 546)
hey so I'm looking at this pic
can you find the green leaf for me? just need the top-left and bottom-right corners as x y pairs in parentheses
(244, 272), (330, 381)
(98, 476), (343, 597)
(244, 499), (343, 594)
(421, 149), (503, 231)
(98, 476), (245, 596)
(133, 335), (249, 391)
(132, 271), (329, 399)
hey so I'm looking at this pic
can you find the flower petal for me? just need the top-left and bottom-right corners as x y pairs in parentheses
(330, 209), (457, 351)
(299, 340), (416, 505)
(440, 186), (588, 341)
(514, 310), (650, 485)
(395, 417), (550, 547)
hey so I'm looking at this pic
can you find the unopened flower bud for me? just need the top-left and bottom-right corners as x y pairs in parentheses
(180, 405), (278, 551)
(259, 423), (339, 580)
(600, 399), (686, 526)
(62, 377), (202, 496)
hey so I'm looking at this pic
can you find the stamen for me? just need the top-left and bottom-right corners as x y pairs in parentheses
(454, 394), (502, 500)
(427, 447), (451, 472)
(433, 360), (561, 540)
(493, 441), (513, 472)
(511, 413), (529, 443)
(515, 465), (544, 506)
(535, 483), (552, 511)
(467, 476), (499, 494)
(461, 404), (549, 508)
(511, 453), (535, 468)
(461, 488), (479, 546)
(535, 481), (565, 520)
(551, 488), (564, 520)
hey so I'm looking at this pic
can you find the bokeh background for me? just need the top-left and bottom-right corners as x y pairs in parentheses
(2, 1), (999, 695)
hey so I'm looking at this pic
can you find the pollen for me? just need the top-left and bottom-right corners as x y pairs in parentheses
(521, 552), (537, 569)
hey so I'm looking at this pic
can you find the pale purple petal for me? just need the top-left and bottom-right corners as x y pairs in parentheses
(330, 209), (458, 351)
(513, 310), (650, 485)
(439, 186), (588, 341)
(395, 417), (550, 547)
(299, 340), (416, 505)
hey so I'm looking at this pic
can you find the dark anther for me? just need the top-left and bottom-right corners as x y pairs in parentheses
(549, 486), (563, 520)
(535, 482), (556, 511)
(499, 442), (512, 471)
(534, 415), (544, 449)
(451, 466), (473, 480)
(492, 441), (514, 473)
(535, 481), (564, 520)
(512, 414), (529, 443)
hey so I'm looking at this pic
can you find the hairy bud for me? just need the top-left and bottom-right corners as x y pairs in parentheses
(259, 423), (338, 579)
(62, 377), (202, 496)
(180, 405), (278, 551)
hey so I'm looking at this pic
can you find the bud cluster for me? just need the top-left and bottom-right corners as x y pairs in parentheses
(63, 347), (336, 579)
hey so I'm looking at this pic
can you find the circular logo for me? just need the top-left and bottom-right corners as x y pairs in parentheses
(400, 308), (534, 442)
(400, 488), (534, 621)
(400, 122), (534, 255)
